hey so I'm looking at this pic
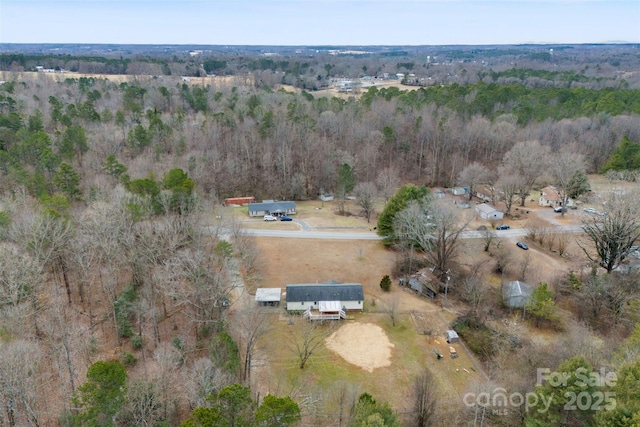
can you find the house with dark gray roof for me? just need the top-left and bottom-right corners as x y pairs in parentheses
(285, 281), (363, 312)
(248, 200), (296, 217)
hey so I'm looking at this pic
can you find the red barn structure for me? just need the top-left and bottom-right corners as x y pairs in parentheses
(224, 197), (255, 206)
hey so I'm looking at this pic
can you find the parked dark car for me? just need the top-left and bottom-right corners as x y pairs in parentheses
(553, 206), (566, 213)
(516, 241), (529, 250)
(496, 224), (510, 230)
(280, 216), (293, 221)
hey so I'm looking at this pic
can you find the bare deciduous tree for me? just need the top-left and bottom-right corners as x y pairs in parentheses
(500, 140), (550, 206)
(376, 167), (401, 204)
(384, 293), (401, 327)
(459, 276), (488, 323)
(120, 379), (176, 426)
(0, 340), (41, 427)
(481, 229), (496, 252)
(580, 191), (640, 273)
(496, 171), (524, 217)
(159, 246), (232, 333)
(394, 198), (469, 281)
(182, 358), (234, 409)
(289, 319), (333, 369)
(236, 304), (271, 384)
(409, 369), (438, 427)
(354, 181), (377, 223)
(425, 204), (471, 281)
(457, 162), (491, 201)
(549, 145), (586, 217)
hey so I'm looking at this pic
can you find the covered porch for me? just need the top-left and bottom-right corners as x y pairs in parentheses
(302, 301), (346, 321)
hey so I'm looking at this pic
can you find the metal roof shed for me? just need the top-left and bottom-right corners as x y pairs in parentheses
(255, 288), (282, 306)
(502, 281), (532, 308)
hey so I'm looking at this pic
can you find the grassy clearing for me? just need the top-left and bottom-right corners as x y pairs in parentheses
(254, 310), (479, 417)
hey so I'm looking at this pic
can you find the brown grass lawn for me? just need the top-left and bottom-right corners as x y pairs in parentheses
(223, 176), (631, 423)
(230, 201), (487, 422)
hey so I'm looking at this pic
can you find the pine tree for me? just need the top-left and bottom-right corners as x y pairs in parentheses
(380, 275), (392, 292)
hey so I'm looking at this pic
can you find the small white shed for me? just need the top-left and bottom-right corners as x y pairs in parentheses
(445, 330), (459, 344)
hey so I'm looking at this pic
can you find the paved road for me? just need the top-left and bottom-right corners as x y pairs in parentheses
(234, 221), (585, 240)
(238, 228), (383, 240)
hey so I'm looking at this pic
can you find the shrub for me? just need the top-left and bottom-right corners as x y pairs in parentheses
(131, 334), (143, 350)
(380, 275), (392, 292)
(120, 352), (137, 367)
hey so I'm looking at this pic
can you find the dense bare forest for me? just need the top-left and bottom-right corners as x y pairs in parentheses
(0, 44), (639, 426)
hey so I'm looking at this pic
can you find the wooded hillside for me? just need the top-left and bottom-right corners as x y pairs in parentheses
(0, 45), (639, 426)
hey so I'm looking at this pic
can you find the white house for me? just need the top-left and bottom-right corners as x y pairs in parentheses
(248, 200), (296, 217)
(475, 203), (504, 220)
(285, 281), (363, 312)
(539, 186), (573, 208)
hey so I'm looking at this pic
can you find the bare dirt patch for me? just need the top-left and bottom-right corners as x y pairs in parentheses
(325, 322), (394, 373)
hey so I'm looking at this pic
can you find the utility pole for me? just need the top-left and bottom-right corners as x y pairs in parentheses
(443, 269), (451, 308)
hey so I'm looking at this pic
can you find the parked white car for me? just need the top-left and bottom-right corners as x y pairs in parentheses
(264, 214), (277, 221)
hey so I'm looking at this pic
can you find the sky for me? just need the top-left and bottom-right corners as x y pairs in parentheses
(0, 0), (639, 46)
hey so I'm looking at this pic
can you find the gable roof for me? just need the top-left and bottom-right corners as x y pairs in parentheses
(476, 203), (500, 214)
(286, 282), (363, 303)
(540, 186), (562, 202)
(248, 201), (296, 212)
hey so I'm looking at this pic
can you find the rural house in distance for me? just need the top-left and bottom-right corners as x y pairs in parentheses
(248, 200), (296, 217)
(539, 186), (573, 208)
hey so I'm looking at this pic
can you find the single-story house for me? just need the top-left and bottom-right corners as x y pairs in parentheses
(248, 200), (296, 217)
(539, 186), (573, 208)
(475, 186), (495, 203)
(285, 281), (364, 312)
(502, 281), (532, 308)
(224, 196), (255, 207)
(475, 203), (504, 220)
(255, 288), (281, 306)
